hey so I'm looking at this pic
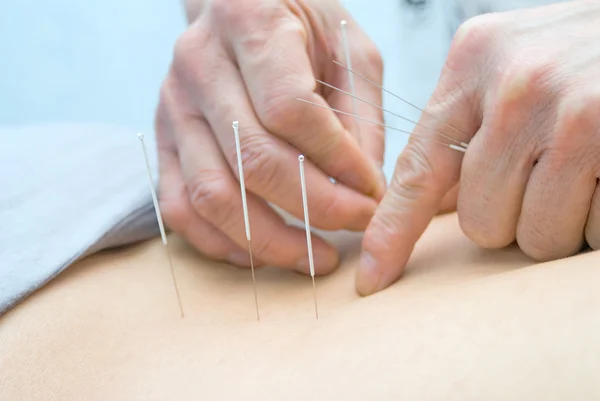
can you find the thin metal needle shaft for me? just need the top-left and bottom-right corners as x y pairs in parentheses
(298, 155), (319, 320)
(165, 247), (185, 317)
(137, 133), (184, 318)
(316, 79), (468, 148)
(233, 121), (260, 321)
(247, 240), (260, 321)
(340, 20), (361, 143)
(332, 60), (470, 142)
(296, 98), (467, 153)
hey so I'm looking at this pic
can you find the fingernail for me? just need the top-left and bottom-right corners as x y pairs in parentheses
(356, 252), (382, 296)
(227, 251), (251, 267)
(295, 248), (339, 275)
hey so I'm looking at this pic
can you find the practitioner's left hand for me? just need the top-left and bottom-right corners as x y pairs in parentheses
(358, 0), (600, 295)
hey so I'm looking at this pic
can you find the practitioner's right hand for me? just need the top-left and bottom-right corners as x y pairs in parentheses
(358, 0), (600, 296)
(155, 0), (386, 273)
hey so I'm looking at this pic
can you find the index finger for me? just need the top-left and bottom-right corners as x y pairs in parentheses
(221, 0), (385, 199)
(356, 70), (480, 296)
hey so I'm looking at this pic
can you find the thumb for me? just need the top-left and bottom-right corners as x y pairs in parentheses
(356, 82), (480, 296)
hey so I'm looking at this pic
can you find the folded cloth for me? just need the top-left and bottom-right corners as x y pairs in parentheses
(0, 123), (159, 314)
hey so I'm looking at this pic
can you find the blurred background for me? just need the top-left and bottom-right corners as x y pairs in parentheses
(0, 0), (464, 178)
(0, 0), (185, 135)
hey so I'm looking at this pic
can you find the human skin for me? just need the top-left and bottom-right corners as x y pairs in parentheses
(157, 0), (386, 276)
(362, 0), (600, 295)
(166, 0), (600, 298)
(1, 213), (598, 400)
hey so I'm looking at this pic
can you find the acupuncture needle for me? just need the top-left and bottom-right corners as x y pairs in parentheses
(137, 133), (185, 318)
(316, 78), (469, 149)
(296, 98), (467, 153)
(340, 20), (360, 143)
(332, 60), (471, 143)
(298, 155), (319, 320)
(232, 121), (261, 322)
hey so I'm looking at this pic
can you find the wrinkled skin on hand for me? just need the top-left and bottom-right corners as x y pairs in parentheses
(360, 0), (600, 295)
(156, 0), (386, 275)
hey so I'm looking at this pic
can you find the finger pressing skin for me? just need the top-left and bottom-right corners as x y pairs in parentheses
(217, 0), (384, 199)
(155, 124), (248, 265)
(357, 69), (481, 296)
(176, 47), (378, 232)
(173, 115), (339, 274)
(357, 15), (503, 295)
(518, 94), (600, 261)
(459, 65), (548, 249)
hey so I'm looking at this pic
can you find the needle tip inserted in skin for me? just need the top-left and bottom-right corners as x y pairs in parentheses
(232, 121), (260, 322)
(298, 155), (319, 320)
(137, 133), (184, 318)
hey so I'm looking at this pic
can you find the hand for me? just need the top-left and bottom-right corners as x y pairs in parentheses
(358, 0), (600, 295)
(156, 0), (386, 274)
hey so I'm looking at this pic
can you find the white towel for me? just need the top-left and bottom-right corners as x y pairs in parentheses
(0, 123), (160, 314)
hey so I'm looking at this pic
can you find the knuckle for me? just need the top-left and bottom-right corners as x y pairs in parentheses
(155, 74), (191, 130)
(257, 88), (307, 134)
(390, 141), (439, 201)
(367, 203), (404, 245)
(209, 0), (234, 20)
(498, 61), (555, 103)
(210, 0), (249, 27)
(172, 27), (211, 80)
(236, 133), (280, 193)
(173, 29), (197, 70)
(557, 91), (600, 143)
(364, 41), (383, 73)
(364, 141), (442, 246)
(188, 170), (236, 222)
(517, 218), (579, 262)
(447, 13), (502, 71)
(544, 91), (600, 172)
(212, 0), (285, 35)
